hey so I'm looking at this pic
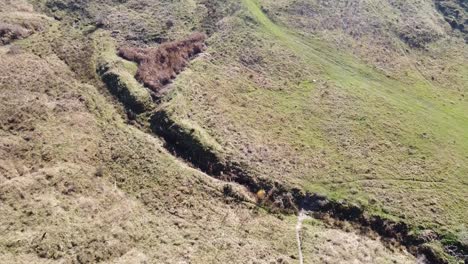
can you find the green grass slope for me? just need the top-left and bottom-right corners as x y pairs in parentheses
(165, 0), (468, 243)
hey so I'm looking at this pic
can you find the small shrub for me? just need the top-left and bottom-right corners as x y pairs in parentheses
(165, 20), (174, 29)
(94, 166), (104, 177)
(0, 23), (31, 45)
(118, 32), (206, 93)
(256, 189), (266, 200)
(223, 184), (234, 197)
(94, 13), (108, 28)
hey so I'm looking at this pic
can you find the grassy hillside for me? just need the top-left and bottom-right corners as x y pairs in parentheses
(166, 0), (468, 229)
(1, 0), (467, 263)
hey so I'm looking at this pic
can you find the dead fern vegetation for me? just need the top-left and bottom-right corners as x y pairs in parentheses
(118, 33), (206, 93)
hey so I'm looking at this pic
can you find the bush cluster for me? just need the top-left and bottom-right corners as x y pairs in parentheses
(0, 23), (31, 45)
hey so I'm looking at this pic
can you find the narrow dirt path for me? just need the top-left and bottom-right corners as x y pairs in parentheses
(296, 209), (309, 264)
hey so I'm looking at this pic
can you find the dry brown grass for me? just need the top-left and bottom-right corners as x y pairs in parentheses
(0, 49), (293, 264)
(0, 35), (299, 264)
(301, 226), (415, 263)
(118, 33), (206, 93)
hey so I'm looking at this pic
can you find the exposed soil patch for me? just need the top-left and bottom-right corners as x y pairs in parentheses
(118, 33), (206, 95)
(295, 210), (308, 264)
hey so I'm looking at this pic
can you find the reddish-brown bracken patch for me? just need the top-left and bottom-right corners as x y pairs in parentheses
(118, 33), (206, 93)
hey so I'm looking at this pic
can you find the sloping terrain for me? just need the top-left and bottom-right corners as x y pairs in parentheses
(160, 0), (467, 255)
(0, 0), (467, 263)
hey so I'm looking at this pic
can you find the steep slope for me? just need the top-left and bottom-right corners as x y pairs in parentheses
(166, 0), (468, 239)
(0, 3), (321, 263)
(1, 0), (467, 263)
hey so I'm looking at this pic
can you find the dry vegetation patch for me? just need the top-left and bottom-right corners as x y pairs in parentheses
(301, 226), (415, 263)
(0, 43), (295, 264)
(0, 0), (51, 46)
(0, 22), (31, 44)
(118, 33), (206, 94)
